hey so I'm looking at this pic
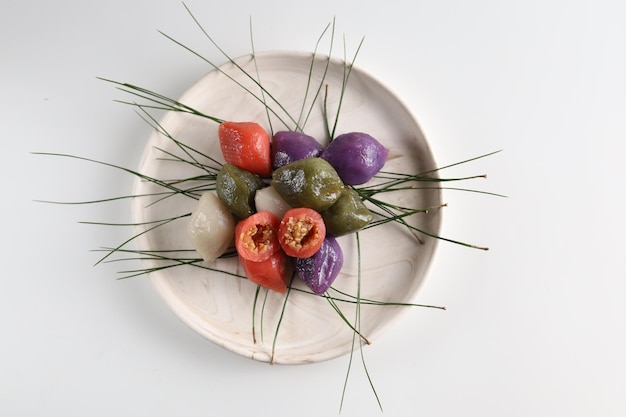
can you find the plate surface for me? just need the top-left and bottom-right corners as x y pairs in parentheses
(132, 51), (442, 364)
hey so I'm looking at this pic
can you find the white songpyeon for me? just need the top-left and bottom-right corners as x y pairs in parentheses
(187, 191), (236, 261)
(254, 186), (292, 219)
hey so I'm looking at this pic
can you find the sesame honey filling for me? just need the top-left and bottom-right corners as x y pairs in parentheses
(282, 217), (318, 249)
(243, 224), (275, 253)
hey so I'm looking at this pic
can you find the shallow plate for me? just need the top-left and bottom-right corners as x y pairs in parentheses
(132, 51), (442, 364)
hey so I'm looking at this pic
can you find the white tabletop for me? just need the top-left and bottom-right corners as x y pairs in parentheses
(3, 1), (626, 416)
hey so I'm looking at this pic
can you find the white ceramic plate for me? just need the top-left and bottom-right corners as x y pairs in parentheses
(132, 51), (442, 364)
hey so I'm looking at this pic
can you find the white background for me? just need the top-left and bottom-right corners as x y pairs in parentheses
(3, 0), (625, 416)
